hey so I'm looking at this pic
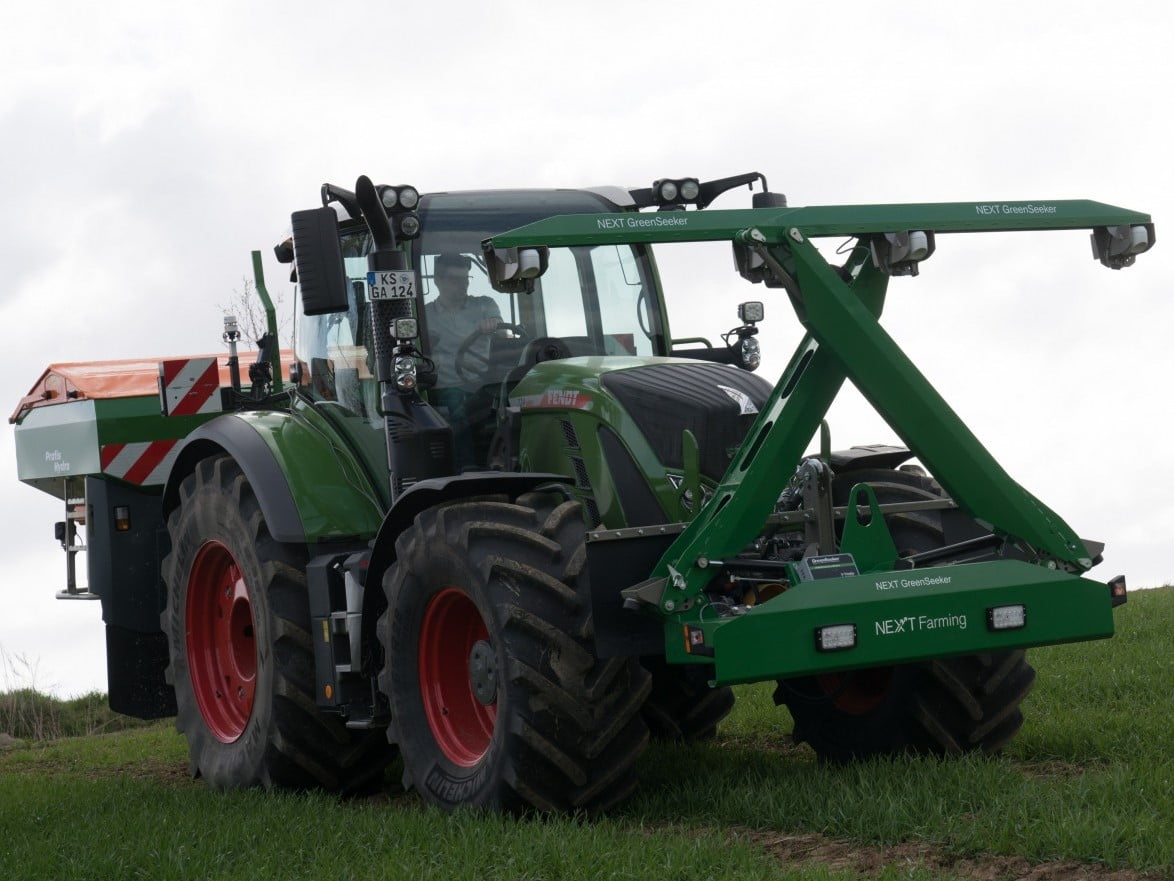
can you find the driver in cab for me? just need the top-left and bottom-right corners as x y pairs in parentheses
(425, 253), (502, 465)
(425, 253), (501, 388)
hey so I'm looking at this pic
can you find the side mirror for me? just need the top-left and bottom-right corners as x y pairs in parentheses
(484, 244), (550, 293)
(291, 207), (350, 315)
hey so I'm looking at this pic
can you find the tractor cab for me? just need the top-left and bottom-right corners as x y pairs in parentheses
(288, 174), (778, 489)
(413, 190), (666, 465)
(293, 186), (670, 467)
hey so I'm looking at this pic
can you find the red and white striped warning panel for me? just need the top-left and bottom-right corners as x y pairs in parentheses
(159, 357), (223, 417)
(100, 439), (181, 486)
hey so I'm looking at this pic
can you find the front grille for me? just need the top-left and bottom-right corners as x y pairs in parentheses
(584, 498), (602, 528)
(571, 456), (591, 489)
(560, 419), (581, 450)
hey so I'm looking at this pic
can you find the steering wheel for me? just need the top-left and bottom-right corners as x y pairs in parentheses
(454, 322), (528, 383)
(520, 336), (573, 364)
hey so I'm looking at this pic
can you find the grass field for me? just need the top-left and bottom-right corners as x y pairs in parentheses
(1, 588), (1169, 880)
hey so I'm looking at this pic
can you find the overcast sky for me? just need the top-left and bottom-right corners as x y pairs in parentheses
(2, 0), (1171, 698)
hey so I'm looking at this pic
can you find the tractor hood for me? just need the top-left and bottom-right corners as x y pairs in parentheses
(510, 357), (772, 527)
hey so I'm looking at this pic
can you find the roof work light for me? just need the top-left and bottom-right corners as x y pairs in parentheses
(651, 177), (702, 210)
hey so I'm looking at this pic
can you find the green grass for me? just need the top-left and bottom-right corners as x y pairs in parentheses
(0, 687), (154, 742)
(1, 588), (1170, 880)
(0, 647), (156, 742)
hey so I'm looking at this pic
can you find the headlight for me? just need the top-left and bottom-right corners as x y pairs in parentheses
(397, 213), (421, 239)
(740, 336), (761, 371)
(393, 355), (417, 391)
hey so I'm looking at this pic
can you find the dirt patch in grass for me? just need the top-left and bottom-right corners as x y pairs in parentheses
(82, 760), (193, 785)
(739, 828), (1161, 881)
(1009, 758), (1105, 781)
(712, 733), (812, 759)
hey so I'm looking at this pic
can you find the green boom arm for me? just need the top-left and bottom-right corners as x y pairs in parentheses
(485, 198), (1153, 637)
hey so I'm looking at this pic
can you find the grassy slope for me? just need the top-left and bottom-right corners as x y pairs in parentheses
(0, 588), (1169, 881)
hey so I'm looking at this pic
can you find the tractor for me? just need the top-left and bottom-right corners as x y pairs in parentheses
(11, 170), (1152, 812)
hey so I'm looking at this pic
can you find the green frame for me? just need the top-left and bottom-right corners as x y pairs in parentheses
(486, 199), (1152, 682)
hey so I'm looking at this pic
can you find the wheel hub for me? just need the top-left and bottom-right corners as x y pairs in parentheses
(418, 588), (497, 767)
(816, 667), (894, 715)
(185, 540), (257, 743)
(468, 639), (497, 706)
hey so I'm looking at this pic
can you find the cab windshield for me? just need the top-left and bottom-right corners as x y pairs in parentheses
(295, 189), (665, 423)
(416, 190), (664, 390)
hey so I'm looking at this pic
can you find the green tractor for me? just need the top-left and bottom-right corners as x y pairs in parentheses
(11, 171), (1152, 812)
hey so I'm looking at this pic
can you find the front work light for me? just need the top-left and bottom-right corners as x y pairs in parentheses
(377, 184), (420, 212)
(393, 318), (418, 341)
(986, 604), (1026, 631)
(653, 177), (702, 210)
(738, 301), (764, 324)
(397, 186), (420, 210)
(815, 623), (857, 652)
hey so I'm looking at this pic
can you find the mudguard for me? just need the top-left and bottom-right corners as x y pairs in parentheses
(366, 471), (569, 588)
(162, 411), (385, 544)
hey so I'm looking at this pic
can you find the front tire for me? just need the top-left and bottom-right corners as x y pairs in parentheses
(775, 468), (1036, 761)
(776, 651), (1035, 760)
(161, 455), (391, 791)
(640, 656), (735, 742)
(378, 496), (650, 813)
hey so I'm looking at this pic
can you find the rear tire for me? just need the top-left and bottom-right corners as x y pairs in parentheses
(161, 455), (392, 791)
(775, 468), (1036, 761)
(640, 656), (735, 742)
(378, 496), (650, 813)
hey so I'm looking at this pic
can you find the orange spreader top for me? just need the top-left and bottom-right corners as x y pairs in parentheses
(10, 350), (297, 423)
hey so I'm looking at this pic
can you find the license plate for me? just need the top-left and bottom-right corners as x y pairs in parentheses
(367, 270), (417, 300)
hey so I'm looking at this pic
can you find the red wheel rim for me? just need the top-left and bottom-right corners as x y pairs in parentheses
(418, 588), (496, 766)
(816, 667), (894, 715)
(186, 540), (257, 743)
